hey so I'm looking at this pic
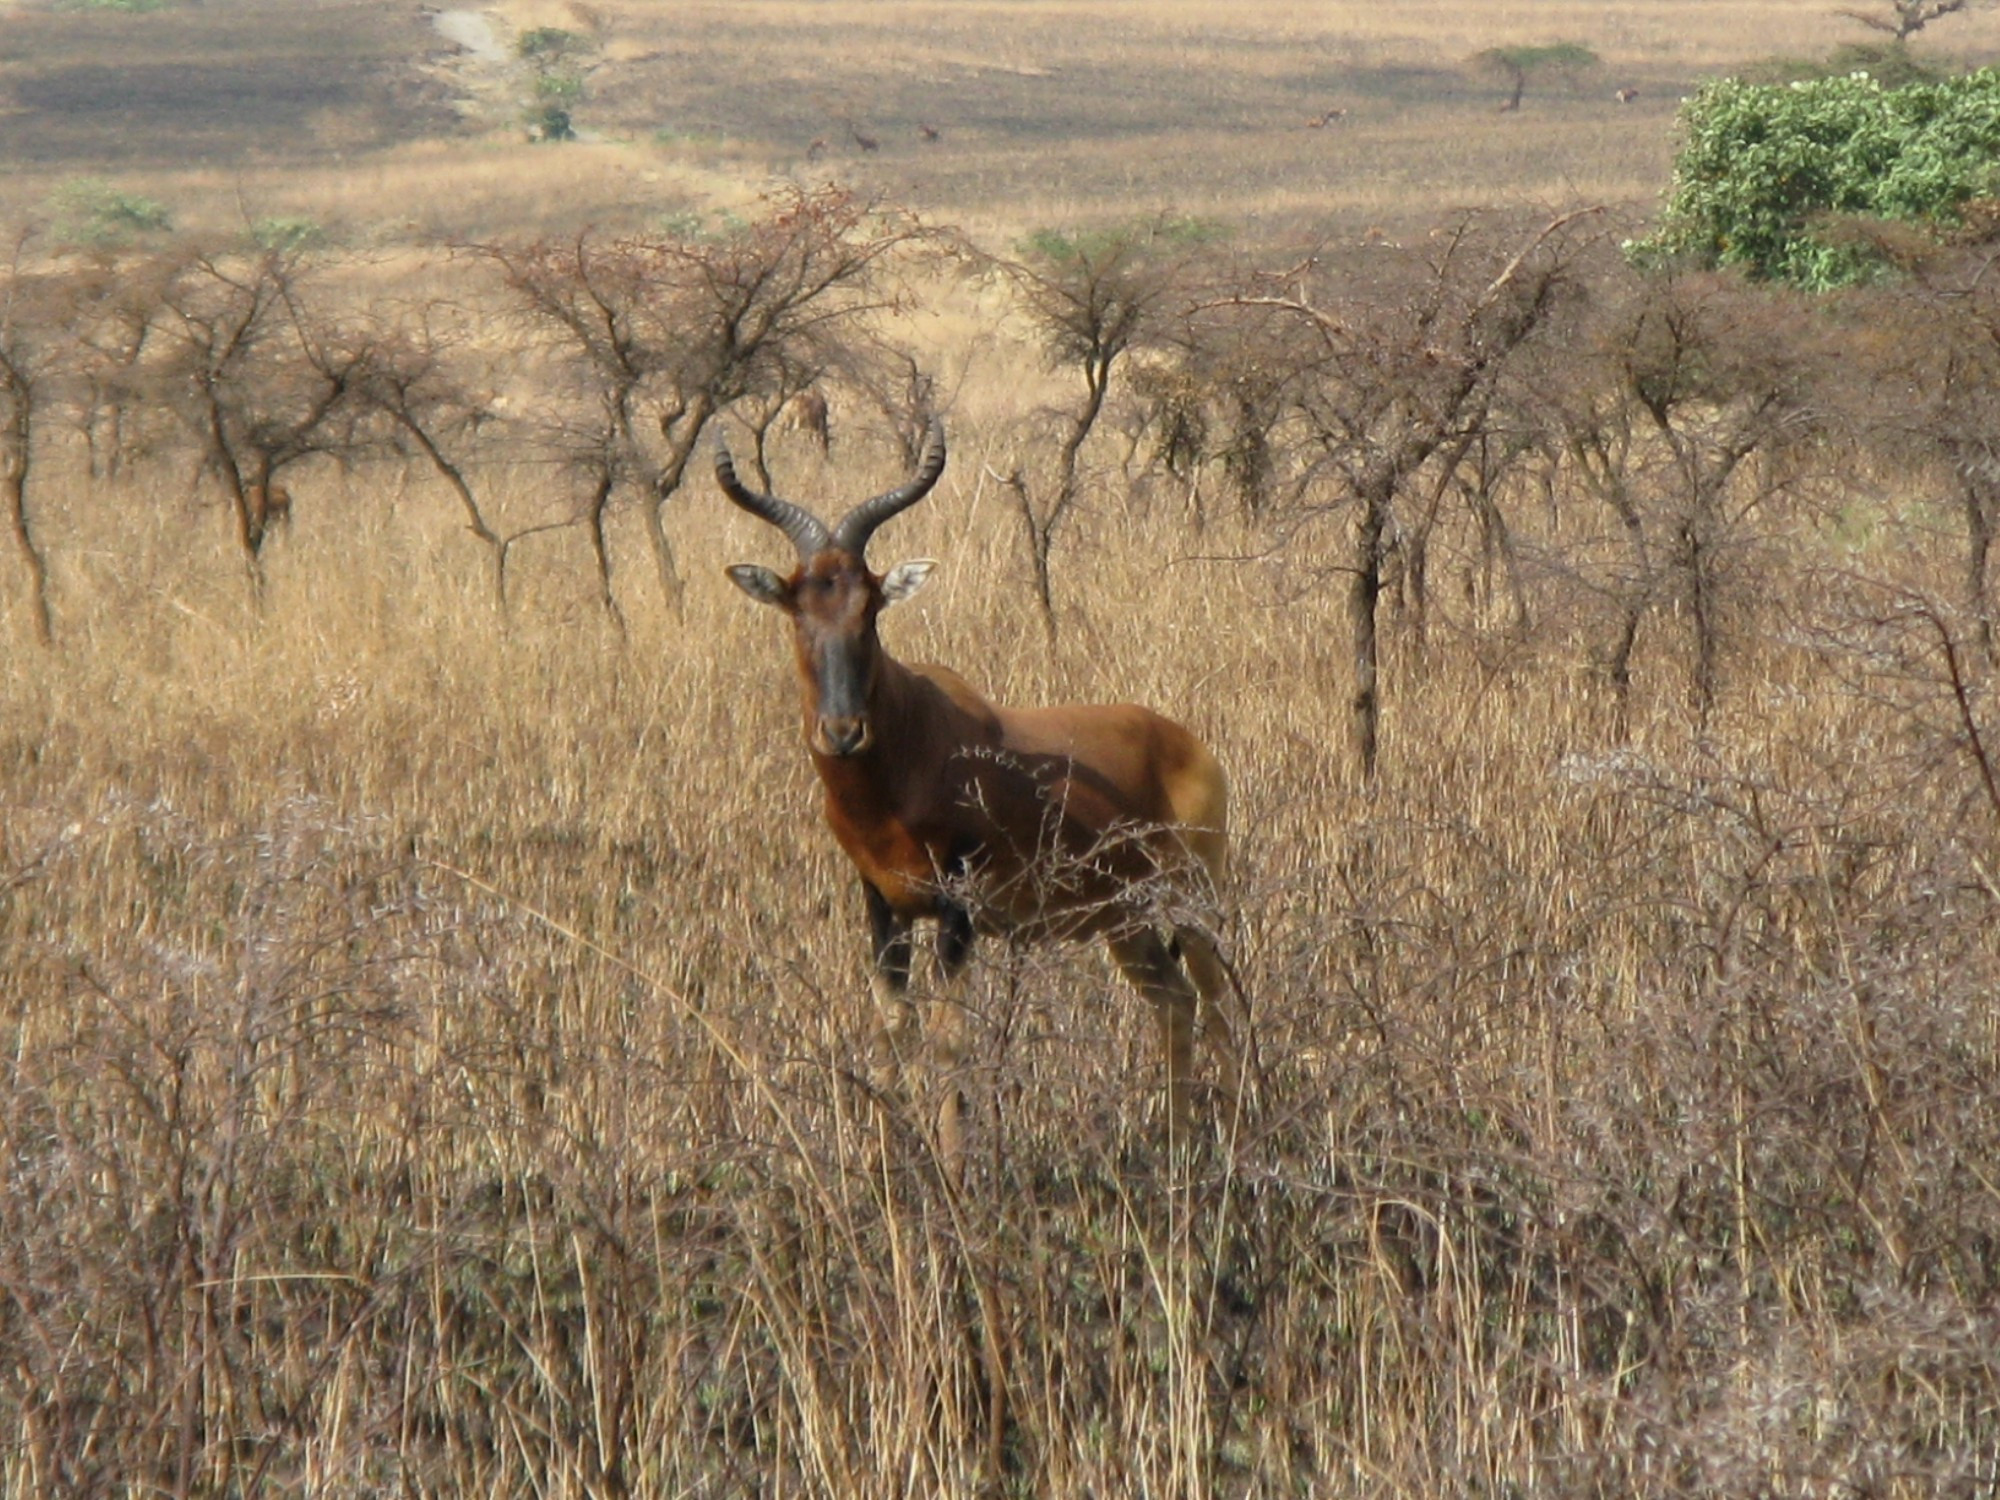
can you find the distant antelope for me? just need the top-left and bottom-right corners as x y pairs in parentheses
(251, 481), (292, 529)
(716, 422), (1242, 1135)
(786, 388), (832, 454)
(1304, 107), (1347, 128)
(236, 480), (292, 546)
(918, 122), (941, 142)
(806, 136), (829, 162)
(1614, 86), (1640, 104)
(846, 119), (880, 153)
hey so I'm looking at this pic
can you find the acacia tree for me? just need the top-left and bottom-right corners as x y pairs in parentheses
(351, 313), (521, 613)
(1542, 304), (1659, 710)
(1840, 0), (1986, 42)
(1832, 236), (2000, 658)
(1553, 269), (1828, 718)
(65, 254), (168, 479)
(472, 187), (923, 620)
(991, 217), (1215, 640)
(1473, 42), (1599, 111)
(1236, 211), (1596, 777)
(148, 242), (369, 584)
(1122, 301), (1305, 526)
(0, 239), (61, 646)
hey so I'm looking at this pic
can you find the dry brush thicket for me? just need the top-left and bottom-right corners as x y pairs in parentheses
(2, 197), (1999, 1497)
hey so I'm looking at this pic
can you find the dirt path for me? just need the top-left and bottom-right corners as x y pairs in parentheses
(423, 7), (519, 125)
(430, 9), (510, 65)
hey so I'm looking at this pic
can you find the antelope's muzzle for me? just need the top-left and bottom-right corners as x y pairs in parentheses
(815, 714), (873, 758)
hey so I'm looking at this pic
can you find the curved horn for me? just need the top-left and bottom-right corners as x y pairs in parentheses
(831, 420), (947, 558)
(713, 430), (830, 559)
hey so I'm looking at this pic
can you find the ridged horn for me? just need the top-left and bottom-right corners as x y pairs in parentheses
(713, 430), (830, 560)
(830, 420), (947, 559)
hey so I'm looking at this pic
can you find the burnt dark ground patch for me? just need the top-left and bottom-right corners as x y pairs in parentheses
(0, 1), (457, 167)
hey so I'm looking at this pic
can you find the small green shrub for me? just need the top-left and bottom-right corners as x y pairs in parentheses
(50, 178), (173, 248)
(1022, 215), (1229, 266)
(656, 210), (708, 239)
(251, 216), (325, 254)
(518, 25), (593, 139)
(517, 26), (582, 61)
(528, 104), (574, 143)
(534, 70), (583, 103)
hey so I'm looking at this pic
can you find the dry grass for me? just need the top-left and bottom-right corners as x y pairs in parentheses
(1, 2), (1998, 1493)
(3, 377), (1999, 1492)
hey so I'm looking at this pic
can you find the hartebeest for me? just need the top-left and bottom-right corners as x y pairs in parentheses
(716, 421), (1241, 1130)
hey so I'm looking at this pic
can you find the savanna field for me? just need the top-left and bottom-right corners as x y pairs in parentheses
(4, 1), (2000, 1494)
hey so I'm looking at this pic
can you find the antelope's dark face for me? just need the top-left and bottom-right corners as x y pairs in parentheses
(716, 421), (947, 759)
(727, 549), (934, 758)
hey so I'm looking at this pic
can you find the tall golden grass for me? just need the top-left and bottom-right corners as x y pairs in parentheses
(1, 3), (1998, 1493)
(2, 358), (1997, 1491)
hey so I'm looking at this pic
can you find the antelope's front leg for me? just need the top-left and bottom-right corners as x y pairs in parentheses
(926, 899), (977, 1172)
(924, 899), (976, 1066)
(864, 881), (918, 1077)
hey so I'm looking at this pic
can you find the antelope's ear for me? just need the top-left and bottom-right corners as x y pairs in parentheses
(880, 559), (937, 606)
(726, 563), (791, 608)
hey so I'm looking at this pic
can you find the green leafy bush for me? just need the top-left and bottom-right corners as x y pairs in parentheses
(528, 104), (574, 142)
(1021, 214), (1228, 266)
(49, 178), (172, 248)
(1634, 68), (2000, 288)
(517, 26), (582, 61)
(534, 70), (583, 103)
(251, 216), (325, 253)
(517, 24), (593, 140)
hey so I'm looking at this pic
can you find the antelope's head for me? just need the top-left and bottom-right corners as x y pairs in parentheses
(718, 422), (945, 759)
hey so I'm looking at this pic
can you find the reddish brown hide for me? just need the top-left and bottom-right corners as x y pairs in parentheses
(718, 422), (1241, 1130)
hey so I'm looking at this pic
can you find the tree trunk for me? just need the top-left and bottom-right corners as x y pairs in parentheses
(2, 392), (52, 647)
(585, 469), (624, 631)
(1961, 477), (1994, 661)
(1350, 480), (1390, 781)
(396, 413), (508, 616)
(638, 502), (684, 617)
(1591, 459), (1652, 725)
(999, 467), (1059, 644)
(641, 394), (716, 618)
(1682, 511), (1720, 722)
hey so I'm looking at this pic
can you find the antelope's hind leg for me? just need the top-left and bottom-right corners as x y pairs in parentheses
(1111, 925), (1246, 1134)
(1174, 924), (1247, 1116)
(1108, 928), (1202, 1131)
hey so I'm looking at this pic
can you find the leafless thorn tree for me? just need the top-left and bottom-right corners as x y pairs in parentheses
(988, 217), (1213, 642)
(1219, 208), (1602, 778)
(1838, 0), (1977, 43)
(339, 299), (514, 614)
(0, 230), (59, 646)
(147, 242), (373, 594)
(468, 187), (925, 621)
